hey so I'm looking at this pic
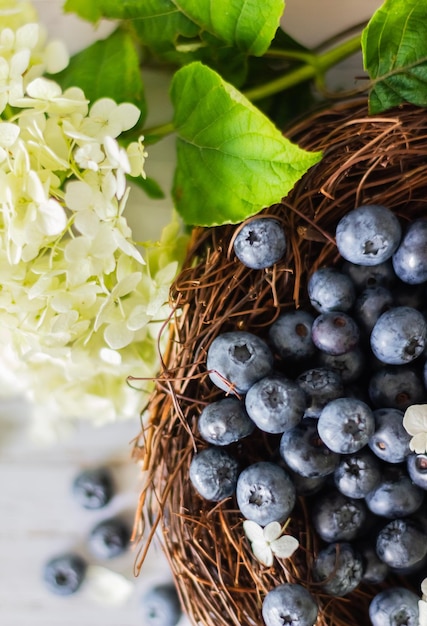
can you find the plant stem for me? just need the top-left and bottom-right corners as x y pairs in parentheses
(243, 33), (362, 102)
(141, 33), (363, 141)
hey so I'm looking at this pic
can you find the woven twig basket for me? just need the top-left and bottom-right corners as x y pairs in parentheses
(133, 99), (427, 626)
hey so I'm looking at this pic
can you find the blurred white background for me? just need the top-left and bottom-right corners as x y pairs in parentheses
(0, 1), (382, 625)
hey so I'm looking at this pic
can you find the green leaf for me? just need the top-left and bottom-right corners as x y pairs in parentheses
(172, 0), (284, 56)
(170, 62), (322, 226)
(362, 0), (427, 113)
(63, 0), (103, 22)
(54, 29), (147, 122)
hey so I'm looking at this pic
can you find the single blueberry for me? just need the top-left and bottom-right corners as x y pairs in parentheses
(88, 517), (131, 559)
(311, 489), (367, 542)
(317, 397), (375, 454)
(308, 267), (356, 313)
(206, 331), (274, 394)
(72, 467), (114, 510)
(341, 258), (396, 291)
(376, 517), (427, 572)
(296, 367), (344, 419)
(317, 346), (365, 384)
(369, 408), (411, 463)
(141, 583), (182, 626)
(287, 470), (326, 496)
(368, 366), (426, 411)
(189, 446), (239, 502)
(370, 306), (427, 365)
(197, 397), (254, 445)
(369, 587), (420, 626)
(245, 374), (306, 434)
(279, 419), (340, 478)
(336, 204), (401, 266)
(43, 553), (86, 596)
(262, 583), (318, 626)
(312, 542), (363, 597)
(236, 461), (296, 525)
(233, 217), (287, 269)
(353, 285), (394, 335)
(334, 448), (381, 499)
(268, 310), (316, 362)
(365, 467), (424, 518)
(392, 218), (427, 284)
(311, 311), (360, 356)
(407, 453), (427, 490)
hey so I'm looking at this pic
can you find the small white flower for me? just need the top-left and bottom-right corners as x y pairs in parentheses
(418, 578), (427, 626)
(403, 405), (427, 454)
(243, 520), (299, 567)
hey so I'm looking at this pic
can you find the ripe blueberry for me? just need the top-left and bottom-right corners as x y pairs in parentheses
(233, 217), (286, 269)
(317, 397), (375, 454)
(369, 587), (420, 626)
(141, 583), (182, 626)
(268, 310), (316, 362)
(368, 408), (411, 463)
(392, 218), (427, 284)
(189, 446), (239, 502)
(311, 311), (360, 356)
(311, 490), (367, 542)
(43, 553), (86, 595)
(88, 516), (131, 559)
(72, 467), (114, 510)
(370, 306), (426, 365)
(262, 583), (318, 626)
(312, 542), (363, 597)
(197, 397), (254, 445)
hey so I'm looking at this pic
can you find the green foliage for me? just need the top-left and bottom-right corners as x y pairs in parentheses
(54, 29), (146, 121)
(362, 0), (427, 113)
(170, 62), (322, 226)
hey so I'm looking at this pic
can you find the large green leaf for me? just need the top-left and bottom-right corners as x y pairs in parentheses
(362, 0), (427, 113)
(170, 62), (322, 226)
(172, 0), (284, 56)
(54, 29), (146, 121)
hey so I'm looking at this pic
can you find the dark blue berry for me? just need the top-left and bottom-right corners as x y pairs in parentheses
(336, 204), (401, 266)
(317, 347), (365, 383)
(206, 331), (273, 394)
(236, 461), (296, 525)
(308, 267), (356, 313)
(392, 218), (427, 284)
(369, 408), (411, 463)
(353, 286), (394, 335)
(268, 310), (316, 362)
(368, 366), (426, 410)
(262, 583), (318, 626)
(197, 397), (254, 445)
(341, 259), (396, 291)
(376, 517), (427, 572)
(72, 467), (114, 510)
(279, 419), (340, 478)
(233, 217), (286, 269)
(88, 517), (131, 559)
(369, 587), (420, 626)
(296, 367), (344, 418)
(312, 542), (363, 596)
(317, 397), (375, 454)
(370, 306), (426, 365)
(407, 453), (427, 490)
(334, 448), (381, 499)
(311, 311), (360, 356)
(189, 446), (239, 502)
(43, 553), (86, 596)
(141, 583), (182, 626)
(311, 490), (367, 542)
(365, 467), (424, 518)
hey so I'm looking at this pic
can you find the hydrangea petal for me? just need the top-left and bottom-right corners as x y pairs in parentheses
(403, 404), (427, 435)
(0, 122), (20, 147)
(243, 520), (264, 542)
(422, 577), (427, 598)
(263, 521), (282, 543)
(104, 321), (134, 349)
(251, 541), (273, 567)
(26, 76), (62, 99)
(419, 599), (427, 626)
(44, 40), (69, 74)
(409, 432), (427, 454)
(84, 565), (134, 606)
(271, 535), (299, 559)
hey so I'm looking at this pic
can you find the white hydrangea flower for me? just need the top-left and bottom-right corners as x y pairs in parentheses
(0, 1), (189, 432)
(403, 405), (427, 454)
(243, 520), (299, 567)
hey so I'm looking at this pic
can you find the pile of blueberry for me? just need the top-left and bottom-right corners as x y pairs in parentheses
(189, 207), (427, 626)
(43, 467), (131, 596)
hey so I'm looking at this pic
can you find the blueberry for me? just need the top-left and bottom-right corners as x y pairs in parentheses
(392, 218), (427, 284)
(43, 553), (86, 596)
(317, 397), (375, 454)
(189, 446), (239, 502)
(311, 311), (360, 356)
(296, 367), (344, 419)
(369, 587), (420, 626)
(376, 517), (427, 571)
(88, 517), (131, 559)
(312, 542), (363, 597)
(368, 366), (426, 410)
(308, 267), (356, 313)
(268, 310), (316, 362)
(342, 258), (396, 291)
(141, 583), (182, 626)
(336, 204), (401, 266)
(197, 397), (254, 445)
(365, 467), (424, 518)
(244, 374), (306, 434)
(279, 420), (340, 479)
(407, 453), (427, 490)
(370, 306), (427, 365)
(288, 470), (326, 496)
(262, 583), (318, 626)
(236, 461), (296, 525)
(317, 347), (365, 384)
(353, 285), (394, 335)
(311, 490), (367, 542)
(206, 331), (273, 394)
(334, 448), (381, 499)
(233, 217), (286, 269)
(72, 467), (114, 510)
(369, 408), (411, 463)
